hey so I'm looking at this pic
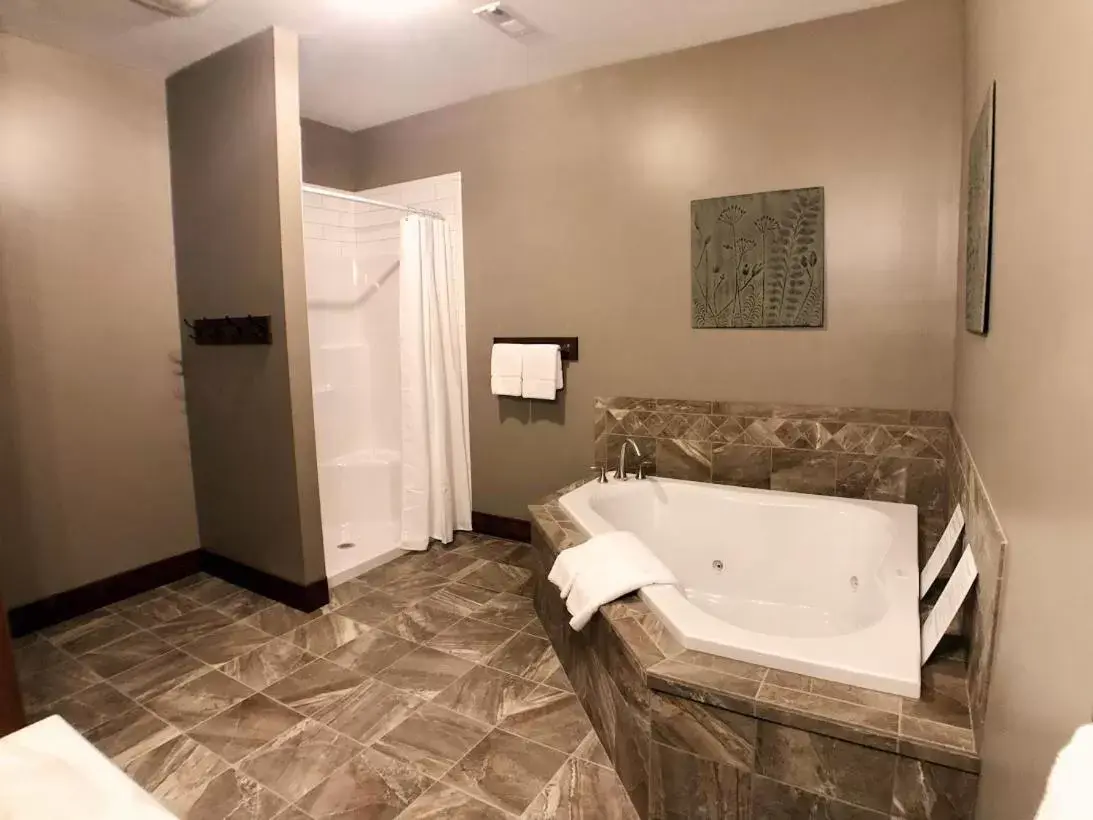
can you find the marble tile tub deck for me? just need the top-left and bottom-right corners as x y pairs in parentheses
(14, 534), (636, 820)
(530, 481), (981, 819)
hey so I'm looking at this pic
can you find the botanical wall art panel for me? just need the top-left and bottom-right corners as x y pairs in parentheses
(691, 187), (824, 329)
(965, 82), (996, 335)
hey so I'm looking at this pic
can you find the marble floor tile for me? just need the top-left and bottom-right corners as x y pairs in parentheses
(486, 632), (569, 689)
(14, 640), (72, 682)
(117, 592), (205, 629)
(185, 768), (288, 820)
(428, 582), (498, 617)
(146, 668), (254, 730)
(426, 618), (517, 663)
(242, 603), (319, 637)
(182, 622), (275, 666)
(425, 552), (481, 580)
(167, 573), (214, 593)
(323, 626), (417, 676)
(325, 579), (371, 610)
(360, 554), (437, 587)
(455, 539), (527, 566)
(84, 707), (180, 766)
(271, 808), (311, 820)
(399, 782), (510, 820)
(433, 664), (540, 726)
(475, 592), (537, 631)
(262, 658), (363, 717)
(336, 589), (412, 628)
(460, 561), (533, 595)
(188, 692), (304, 763)
(442, 728), (567, 815)
(377, 599), (463, 643)
(123, 734), (230, 817)
(286, 613), (368, 656)
(574, 731), (612, 768)
(376, 646), (475, 700)
(151, 607), (235, 647)
(30, 681), (136, 733)
(212, 588), (279, 621)
(222, 639), (317, 690)
(372, 702), (491, 778)
(380, 573), (450, 607)
(239, 719), (362, 804)
(296, 746), (433, 820)
(183, 576), (243, 606)
(500, 685), (595, 755)
(110, 647), (208, 703)
(19, 655), (101, 711)
(522, 619), (549, 640)
(78, 630), (174, 678)
(317, 678), (424, 745)
(524, 757), (639, 820)
(45, 611), (140, 655)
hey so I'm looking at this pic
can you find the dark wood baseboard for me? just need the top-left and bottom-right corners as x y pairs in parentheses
(7, 550), (202, 637)
(199, 552), (329, 613)
(471, 511), (532, 544)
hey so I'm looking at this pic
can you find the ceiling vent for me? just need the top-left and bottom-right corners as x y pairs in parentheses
(473, 2), (538, 40)
(131, 0), (218, 16)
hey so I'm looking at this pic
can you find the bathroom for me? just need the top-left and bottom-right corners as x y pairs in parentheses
(0, 0), (1089, 818)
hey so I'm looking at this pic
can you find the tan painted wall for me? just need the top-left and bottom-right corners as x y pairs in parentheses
(958, 2), (1093, 817)
(301, 118), (358, 191)
(0, 34), (199, 607)
(167, 28), (323, 585)
(345, 0), (964, 519)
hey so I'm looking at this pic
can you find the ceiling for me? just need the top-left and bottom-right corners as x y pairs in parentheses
(0, 0), (904, 130)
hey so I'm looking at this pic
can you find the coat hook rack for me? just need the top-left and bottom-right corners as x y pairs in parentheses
(185, 315), (272, 346)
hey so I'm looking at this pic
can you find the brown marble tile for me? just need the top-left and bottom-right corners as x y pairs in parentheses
(892, 757), (978, 819)
(763, 671), (902, 715)
(523, 617), (549, 640)
(167, 572), (214, 593)
(575, 730), (612, 768)
(177, 622), (271, 667)
(425, 551), (483, 580)
(835, 455), (909, 502)
(324, 626), (417, 675)
(186, 768), (288, 820)
(14, 640), (71, 681)
(361, 554), (438, 587)
(324, 579), (371, 610)
(898, 716), (978, 773)
(499, 684), (594, 754)
(85, 706), (180, 765)
(240, 719), (361, 803)
(647, 658), (760, 715)
(650, 690), (756, 768)
(110, 647), (208, 703)
(455, 537), (527, 566)
(182, 576), (243, 606)
(378, 598), (464, 643)
(45, 611), (139, 655)
(771, 449), (837, 495)
(756, 721), (897, 813)
(123, 734), (230, 816)
(221, 639), (317, 690)
(379, 572), (451, 606)
(524, 757), (639, 820)
(151, 607), (235, 646)
(188, 693), (304, 763)
(272, 808), (311, 820)
(656, 439), (713, 481)
(443, 728), (568, 815)
(117, 591), (205, 628)
(19, 655), (101, 711)
(461, 560), (533, 595)
(212, 588), (279, 620)
(285, 613), (368, 656)
(650, 741), (750, 820)
(31, 682), (136, 733)
(712, 444), (772, 489)
(263, 658), (363, 717)
(902, 662), (972, 729)
(400, 782), (510, 819)
(751, 774), (886, 819)
(485, 631), (570, 689)
(75, 630), (172, 678)
(146, 668), (253, 730)
(428, 582), (498, 617)
(756, 684), (899, 752)
(373, 701), (491, 778)
(474, 591), (537, 630)
(427, 618), (517, 663)
(318, 678), (424, 744)
(335, 588), (411, 627)
(433, 663), (539, 725)
(296, 746), (433, 820)
(243, 602), (319, 637)
(376, 645), (475, 700)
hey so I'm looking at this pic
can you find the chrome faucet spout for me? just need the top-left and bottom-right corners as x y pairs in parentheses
(616, 438), (646, 480)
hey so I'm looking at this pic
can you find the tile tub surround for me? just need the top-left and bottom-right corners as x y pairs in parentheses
(14, 533), (637, 819)
(529, 489), (980, 819)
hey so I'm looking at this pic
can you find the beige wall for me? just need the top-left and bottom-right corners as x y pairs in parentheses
(0, 35), (199, 607)
(301, 118), (357, 191)
(167, 28), (324, 586)
(343, 0), (964, 518)
(958, 2), (1093, 817)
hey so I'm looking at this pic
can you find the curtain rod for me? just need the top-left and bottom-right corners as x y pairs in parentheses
(302, 183), (446, 221)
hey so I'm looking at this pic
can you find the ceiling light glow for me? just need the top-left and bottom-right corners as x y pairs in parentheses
(332, 0), (448, 22)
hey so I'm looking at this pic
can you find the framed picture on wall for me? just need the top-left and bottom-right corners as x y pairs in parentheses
(965, 82), (996, 335)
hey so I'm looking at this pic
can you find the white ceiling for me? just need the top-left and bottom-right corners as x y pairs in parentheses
(0, 0), (903, 130)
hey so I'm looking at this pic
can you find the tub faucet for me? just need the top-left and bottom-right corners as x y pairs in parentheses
(616, 438), (649, 480)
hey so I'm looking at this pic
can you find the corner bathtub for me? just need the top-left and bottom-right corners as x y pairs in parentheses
(559, 477), (921, 698)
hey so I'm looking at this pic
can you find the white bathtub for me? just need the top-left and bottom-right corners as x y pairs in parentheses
(559, 477), (921, 698)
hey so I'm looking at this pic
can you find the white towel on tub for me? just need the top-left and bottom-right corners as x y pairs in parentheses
(547, 531), (677, 630)
(1035, 725), (1093, 820)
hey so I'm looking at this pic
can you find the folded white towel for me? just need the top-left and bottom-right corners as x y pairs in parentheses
(1035, 725), (1093, 820)
(491, 344), (523, 397)
(547, 531), (677, 630)
(521, 344), (562, 400)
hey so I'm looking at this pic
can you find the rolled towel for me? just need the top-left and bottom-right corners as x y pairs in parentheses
(1035, 725), (1093, 820)
(547, 531), (677, 630)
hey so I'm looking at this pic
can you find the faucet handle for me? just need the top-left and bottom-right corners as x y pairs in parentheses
(636, 459), (653, 480)
(590, 464), (609, 484)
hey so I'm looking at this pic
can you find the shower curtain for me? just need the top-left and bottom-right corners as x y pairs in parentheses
(398, 215), (472, 550)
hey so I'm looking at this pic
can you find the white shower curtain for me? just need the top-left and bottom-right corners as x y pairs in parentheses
(398, 215), (472, 551)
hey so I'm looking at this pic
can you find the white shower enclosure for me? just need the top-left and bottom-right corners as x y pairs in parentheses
(301, 173), (468, 584)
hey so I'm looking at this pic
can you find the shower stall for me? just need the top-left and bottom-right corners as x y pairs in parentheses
(301, 173), (470, 585)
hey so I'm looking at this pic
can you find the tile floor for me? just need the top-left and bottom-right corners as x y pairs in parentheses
(13, 533), (637, 819)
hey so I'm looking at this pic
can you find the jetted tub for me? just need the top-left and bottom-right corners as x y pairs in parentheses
(559, 477), (921, 698)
